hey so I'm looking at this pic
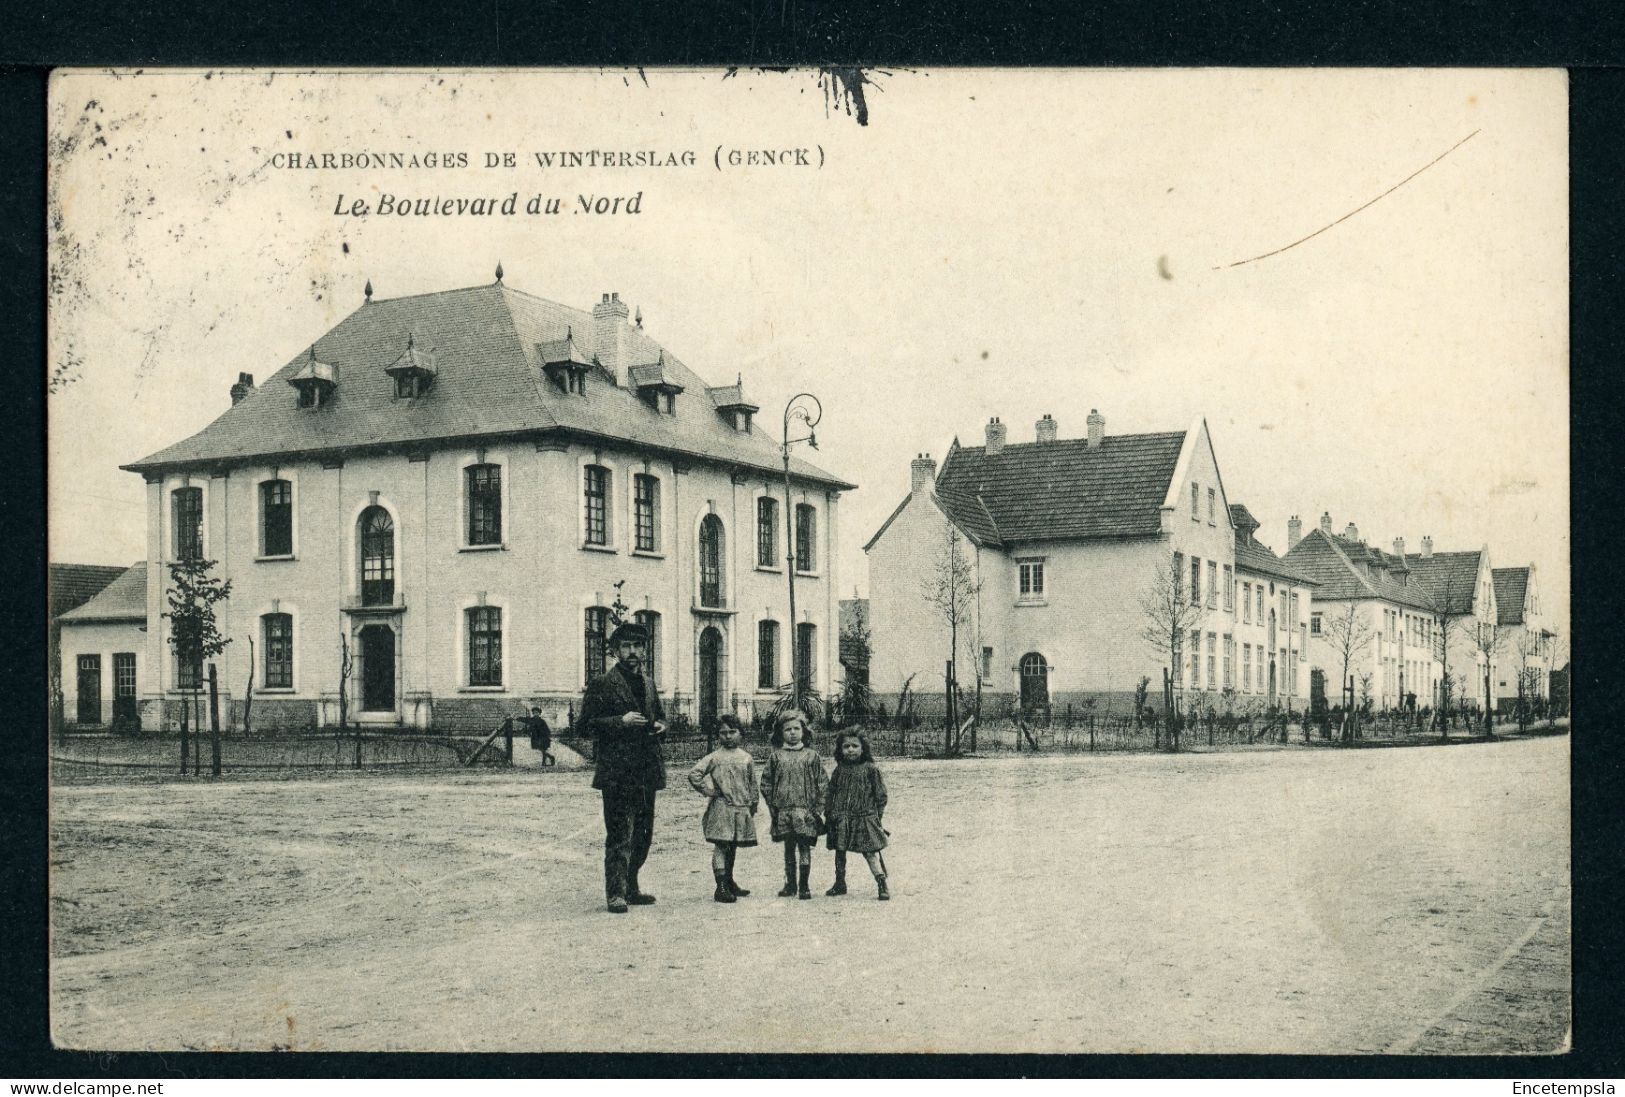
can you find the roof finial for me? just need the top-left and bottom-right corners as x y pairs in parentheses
(635, 305), (643, 328)
(495, 261), (504, 283)
(406, 331), (415, 349)
(363, 279), (373, 302)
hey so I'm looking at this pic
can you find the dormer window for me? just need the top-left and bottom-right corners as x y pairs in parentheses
(538, 329), (592, 396)
(707, 375), (759, 432)
(288, 348), (337, 409)
(631, 354), (684, 416)
(384, 333), (436, 400)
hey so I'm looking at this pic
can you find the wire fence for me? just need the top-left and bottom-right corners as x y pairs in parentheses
(51, 731), (509, 781)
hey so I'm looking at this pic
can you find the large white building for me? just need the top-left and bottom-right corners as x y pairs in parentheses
(1491, 565), (1554, 712)
(865, 410), (1311, 716)
(122, 276), (853, 734)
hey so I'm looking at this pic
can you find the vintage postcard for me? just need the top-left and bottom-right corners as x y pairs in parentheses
(46, 68), (1569, 1054)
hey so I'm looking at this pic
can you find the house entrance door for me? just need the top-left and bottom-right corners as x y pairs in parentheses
(1019, 652), (1049, 717)
(360, 625), (396, 712)
(76, 654), (101, 725)
(698, 627), (723, 733)
(113, 652), (138, 726)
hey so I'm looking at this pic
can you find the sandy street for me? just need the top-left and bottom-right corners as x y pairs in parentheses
(49, 734), (1569, 1054)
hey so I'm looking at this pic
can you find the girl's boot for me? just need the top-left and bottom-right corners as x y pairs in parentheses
(876, 874), (890, 901)
(726, 848), (750, 896)
(778, 844), (797, 897)
(797, 862), (813, 900)
(826, 852), (848, 896)
(713, 869), (736, 903)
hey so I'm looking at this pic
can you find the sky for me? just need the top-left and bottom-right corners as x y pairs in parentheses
(47, 68), (1569, 639)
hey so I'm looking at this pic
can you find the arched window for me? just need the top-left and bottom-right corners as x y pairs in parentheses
(171, 486), (203, 561)
(584, 606), (609, 685)
(262, 613), (293, 688)
(1019, 652), (1049, 712)
(467, 606), (502, 686)
(795, 503), (817, 572)
(260, 480), (293, 556)
(634, 610), (661, 682)
(359, 506), (395, 606)
(698, 515), (724, 608)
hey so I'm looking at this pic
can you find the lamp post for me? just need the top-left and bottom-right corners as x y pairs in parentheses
(781, 393), (823, 715)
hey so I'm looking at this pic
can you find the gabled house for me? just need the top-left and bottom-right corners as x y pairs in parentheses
(1405, 541), (1500, 714)
(1491, 564), (1553, 712)
(56, 563), (149, 729)
(1231, 507), (1318, 706)
(1284, 515), (1443, 710)
(864, 409), (1254, 713)
(121, 275), (854, 734)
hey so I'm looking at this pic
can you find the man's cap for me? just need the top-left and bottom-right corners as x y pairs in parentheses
(609, 622), (649, 645)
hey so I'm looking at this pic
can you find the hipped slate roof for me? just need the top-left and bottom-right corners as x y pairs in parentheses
(1492, 567), (1530, 626)
(1232, 526), (1317, 586)
(124, 282), (851, 491)
(50, 564), (129, 620)
(932, 432), (1188, 545)
(1283, 529), (1437, 611)
(1405, 549), (1484, 616)
(58, 563), (147, 623)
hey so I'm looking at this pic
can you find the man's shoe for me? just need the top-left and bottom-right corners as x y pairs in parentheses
(713, 883), (737, 903)
(777, 881), (797, 897)
(606, 896), (629, 914)
(626, 892), (657, 905)
(727, 878), (751, 897)
(826, 878), (847, 896)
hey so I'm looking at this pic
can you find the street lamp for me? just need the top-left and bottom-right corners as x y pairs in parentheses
(782, 393), (822, 715)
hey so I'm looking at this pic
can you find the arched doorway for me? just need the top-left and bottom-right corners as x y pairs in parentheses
(1019, 652), (1049, 716)
(360, 624), (396, 712)
(698, 626), (723, 733)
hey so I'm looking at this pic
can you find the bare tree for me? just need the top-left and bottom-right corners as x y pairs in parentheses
(163, 556), (233, 776)
(241, 636), (256, 736)
(1320, 603), (1374, 743)
(920, 523), (982, 754)
(1468, 619), (1505, 736)
(1138, 555), (1204, 751)
(338, 632), (357, 767)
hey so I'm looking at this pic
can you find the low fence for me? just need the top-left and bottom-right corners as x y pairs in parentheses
(51, 730), (509, 779)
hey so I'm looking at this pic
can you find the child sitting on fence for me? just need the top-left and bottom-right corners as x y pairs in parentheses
(761, 709), (828, 900)
(686, 714), (758, 903)
(824, 730), (890, 900)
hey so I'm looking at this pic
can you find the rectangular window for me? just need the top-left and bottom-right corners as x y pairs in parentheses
(1173, 552), (1184, 602)
(1255, 586), (1264, 625)
(1190, 557), (1201, 606)
(1018, 559), (1045, 600)
(1207, 488), (1216, 525)
(1191, 482), (1200, 520)
(468, 464), (502, 546)
(1206, 632), (1216, 690)
(796, 622), (817, 692)
(172, 487), (203, 561)
(1243, 643), (1252, 692)
(795, 503), (817, 572)
(1207, 561), (1218, 608)
(176, 651), (201, 692)
(261, 480), (293, 556)
(1223, 634), (1234, 688)
(1311, 612), (1322, 636)
(634, 611), (660, 681)
(113, 652), (137, 699)
(468, 606), (502, 686)
(1288, 651), (1298, 697)
(1189, 629), (1201, 687)
(583, 465), (608, 546)
(757, 497), (779, 567)
(1243, 581), (1253, 624)
(634, 474), (660, 553)
(1223, 565), (1234, 612)
(982, 646), (994, 681)
(263, 613), (293, 689)
(584, 607), (608, 685)
(757, 619), (779, 690)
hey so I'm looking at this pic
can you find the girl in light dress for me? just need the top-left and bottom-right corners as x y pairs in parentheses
(686, 714), (759, 903)
(760, 709), (828, 900)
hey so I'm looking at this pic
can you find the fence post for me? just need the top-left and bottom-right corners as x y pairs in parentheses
(208, 665), (222, 777)
(504, 717), (514, 764)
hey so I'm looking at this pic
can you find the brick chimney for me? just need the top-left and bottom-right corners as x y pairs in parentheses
(1344, 521), (1360, 542)
(985, 417), (1007, 456)
(592, 292), (630, 386)
(911, 453), (937, 495)
(1392, 537), (1406, 558)
(229, 372), (255, 405)
(1421, 535), (1433, 559)
(1035, 414), (1058, 444)
(1087, 408), (1104, 447)
(1319, 511), (1333, 535)
(1287, 515), (1302, 549)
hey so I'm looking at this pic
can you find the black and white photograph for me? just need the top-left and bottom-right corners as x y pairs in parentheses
(45, 68), (1569, 1055)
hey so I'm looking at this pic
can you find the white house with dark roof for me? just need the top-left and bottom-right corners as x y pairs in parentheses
(122, 275), (854, 734)
(1284, 515), (1446, 711)
(1230, 506), (1318, 706)
(56, 562), (150, 729)
(865, 410), (1269, 714)
(1491, 564), (1552, 712)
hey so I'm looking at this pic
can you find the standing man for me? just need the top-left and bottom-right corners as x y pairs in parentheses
(578, 621), (667, 914)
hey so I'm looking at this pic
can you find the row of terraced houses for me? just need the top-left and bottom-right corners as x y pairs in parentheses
(53, 276), (1556, 733)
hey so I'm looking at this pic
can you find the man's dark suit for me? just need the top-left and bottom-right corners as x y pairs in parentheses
(578, 661), (667, 902)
